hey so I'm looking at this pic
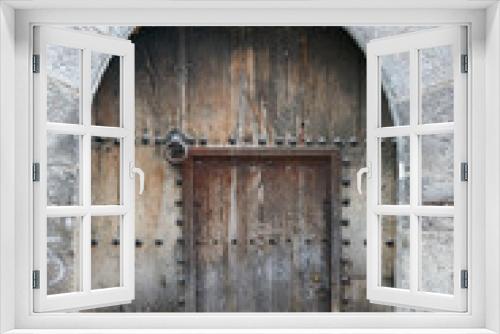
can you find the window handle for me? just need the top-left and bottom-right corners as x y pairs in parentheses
(130, 162), (145, 195)
(356, 163), (371, 195)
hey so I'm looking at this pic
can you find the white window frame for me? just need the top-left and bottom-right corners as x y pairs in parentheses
(366, 26), (467, 312)
(32, 26), (136, 312)
(0, 2), (498, 333)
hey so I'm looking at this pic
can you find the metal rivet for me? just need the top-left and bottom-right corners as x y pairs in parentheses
(141, 129), (150, 145)
(341, 179), (351, 187)
(333, 136), (344, 147)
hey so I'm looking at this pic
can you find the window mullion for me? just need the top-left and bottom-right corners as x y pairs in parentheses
(409, 47), (420, 294)
(82, 48), (92, 293)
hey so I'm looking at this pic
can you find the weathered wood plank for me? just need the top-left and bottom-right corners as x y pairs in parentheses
(193, 160), (231, 311)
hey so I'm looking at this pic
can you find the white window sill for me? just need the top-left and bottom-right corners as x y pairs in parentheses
(4, 329), (497, 334)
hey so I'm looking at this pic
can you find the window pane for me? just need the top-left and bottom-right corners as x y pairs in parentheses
(380, 52), (410, 127)
(421, 133), (454, 206)
(46, 44), (81, 124)
(91, 53), (121, 127)
(47, 217), (81, 295)
(380, 216), (410, 289)
(420, 216), (454, 294)
(420, 46), (454, 124)
(92, 137), (121, 205)
(380, 137), (410, 205)
(91, 216), (121, 289)
(47, 133), (81, 206)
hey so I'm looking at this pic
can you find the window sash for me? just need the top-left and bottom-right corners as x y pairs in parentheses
(366, 26), (468, 312)
(33, 26), (136, 312)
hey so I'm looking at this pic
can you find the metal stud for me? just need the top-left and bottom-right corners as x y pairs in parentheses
(141, 128), (150, 145)
(340, 219), (350, 227)
(342, 158), (351, 167)
(155, 130), (166, 145)
(198, 137), (208, 146)
(135, 239), (143, 248)
(333, 136), (343, 147)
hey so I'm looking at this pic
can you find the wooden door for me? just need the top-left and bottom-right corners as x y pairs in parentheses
(187, 155), (335, 312)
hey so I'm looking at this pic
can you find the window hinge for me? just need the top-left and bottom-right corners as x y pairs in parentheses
(461, 162), (468, 182)
(461, 269), (468, 289)
(32, 270), (40, 289)
(32, 54), (40, 73)
(32, 163), (40, 182)
(461, 54), (468, 73)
